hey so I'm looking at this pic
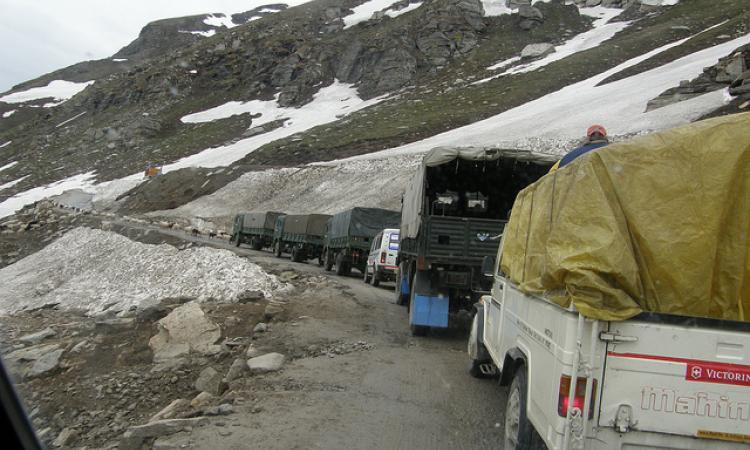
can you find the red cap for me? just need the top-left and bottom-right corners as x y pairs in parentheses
(587, 124), (607, 137)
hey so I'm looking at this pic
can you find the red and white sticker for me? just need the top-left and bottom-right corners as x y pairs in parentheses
(686, 362), (750, 387)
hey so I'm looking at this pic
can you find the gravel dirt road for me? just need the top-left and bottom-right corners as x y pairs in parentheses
(120, 222), (509, 449)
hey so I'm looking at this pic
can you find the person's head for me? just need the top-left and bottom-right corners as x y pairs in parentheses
(586, 124), (608, 142)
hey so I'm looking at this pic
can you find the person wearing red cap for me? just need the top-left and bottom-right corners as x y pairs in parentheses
(549, 124), (610, 172)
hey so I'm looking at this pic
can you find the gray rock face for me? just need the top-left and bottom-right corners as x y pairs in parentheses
(18, 327), (56, 345)
(149, 302), (221, 363)
(53, 427), (77, 447)
(521, 43), (555, 59)
(5, 343), (64, 379)
(263, 302), (284, 320)
(253, 322), (268, 333)
(506, 0), (531, 8)
(194, 366), (226, 396)
(518, 5), (544, 30)
(149, 399), (190, 423)
(224, 357), (248, 382)
(119, 418), (208, 450)
(247, 352), (285, 374)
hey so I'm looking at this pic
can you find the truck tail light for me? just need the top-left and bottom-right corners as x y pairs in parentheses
(558, 375), (597, 419)
(380, 252), (386, 264)
(417, 256), (429, 270)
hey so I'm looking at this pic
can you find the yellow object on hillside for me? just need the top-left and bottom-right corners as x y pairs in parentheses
(500, 112), (750, 322)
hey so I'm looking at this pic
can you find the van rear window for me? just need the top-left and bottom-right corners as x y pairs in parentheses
(389, 233), (399, 250)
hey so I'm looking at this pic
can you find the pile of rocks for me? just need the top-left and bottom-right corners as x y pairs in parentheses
(647, 44), (750, 111)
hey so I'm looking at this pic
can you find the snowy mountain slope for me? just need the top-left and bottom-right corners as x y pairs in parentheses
(0, 0), (749, 222)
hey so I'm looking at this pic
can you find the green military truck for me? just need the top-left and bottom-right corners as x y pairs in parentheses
(231, 211), (285, 250)
(272, 214), (331, 263)
(323, 207), (401, 276)
(397, 147), (554, 335)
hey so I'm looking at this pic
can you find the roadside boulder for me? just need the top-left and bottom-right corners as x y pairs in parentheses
(5, 343), (64, 379)
(521, 43), (555, 59)
(263, 302), (284, 321)
(149, 399), (191, 423)
(18, 327), (56, 345)
(119, 418), (208, 450)
(190, 392), (215, 409)
(194, 367), (226, 396)
(149, 302), (221, 363)
(224, 358), (248, 382)
(247, 353), (285, 374)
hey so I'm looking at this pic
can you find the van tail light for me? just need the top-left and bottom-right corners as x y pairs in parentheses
(380, 252), (386, 264)
(558, 375), (597, 419)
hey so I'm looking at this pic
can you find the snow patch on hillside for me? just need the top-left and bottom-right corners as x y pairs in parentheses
(169, 80), (386, 169)
(477, 6), (627, 84)
(0, 161), (18, 173)
(385, 2), (423, 18)
(0, 227), (289, 316)
(344, 0), (409, 28)
(153, 155), (421, 224)
(0, 141), (10, 149)
(0, 172), (96, 219)
(481, 0), (550, 17)
(0, 80), (95, 105)
(0, 175), (30, 192)
(2, 110), (16, 118)
(336, 32), (750, 163)
(204, 13), (237, 28)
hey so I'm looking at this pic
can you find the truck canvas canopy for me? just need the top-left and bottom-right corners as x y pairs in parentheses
(501, 112), (750, 322)
(401, 147), (556, 239)
(327, 207), (401, 240)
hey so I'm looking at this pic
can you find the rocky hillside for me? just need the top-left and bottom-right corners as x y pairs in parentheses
(1, 0), (749, 217)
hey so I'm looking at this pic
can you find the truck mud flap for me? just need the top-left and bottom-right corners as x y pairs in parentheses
(409, 270), (449, 328)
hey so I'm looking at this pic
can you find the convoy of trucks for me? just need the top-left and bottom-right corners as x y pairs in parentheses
(228, 113), (750, 450)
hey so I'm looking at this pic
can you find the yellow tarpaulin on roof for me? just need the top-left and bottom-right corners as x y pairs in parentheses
(500, 112), (750, 322)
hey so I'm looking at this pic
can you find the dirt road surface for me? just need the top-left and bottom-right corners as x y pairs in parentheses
(119, 222), (509, 449)
(1, 216), (508, 449)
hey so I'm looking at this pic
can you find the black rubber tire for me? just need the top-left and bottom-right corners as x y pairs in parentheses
(409, 287), (428, 336)
(505, 368), (545, 450)
(371, 269), (380, 287)
(274, 241), (282, 258)
(233, 234), (241, 247)
(363, 265), (371, 283)
(291, 247), (299, 262)
(317, 255), (324, 267)
(335, 253), (347, 276)
(252, 238), (263, 251)
(395, 266), (408, 306)
(324, 251), (333, 271)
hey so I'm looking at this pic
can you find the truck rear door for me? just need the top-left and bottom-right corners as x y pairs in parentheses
(598, 316), (750, 445)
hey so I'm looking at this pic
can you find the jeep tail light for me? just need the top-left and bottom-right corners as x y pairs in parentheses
(558, 375), (597, 419)
(380, 252), (386, 264)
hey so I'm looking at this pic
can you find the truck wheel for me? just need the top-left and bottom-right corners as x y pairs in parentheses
(335, 253), (346, 276)
(371, 269), (380, 287)
(395, 266), (408, 306)
(252, 238), (263, 251)
(233, 234), (241, 247)
(468, 312), (492, 378)
(274, 241), (282, 258)
(363, 265), (371, 283)
(324, 251), (333, 271)
(291, 247), (300, 262)
(409, 287), (428, 336)
(505, 368), (543, 450)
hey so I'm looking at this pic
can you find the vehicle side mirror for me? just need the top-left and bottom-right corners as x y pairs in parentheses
(481, 255), (496, 278)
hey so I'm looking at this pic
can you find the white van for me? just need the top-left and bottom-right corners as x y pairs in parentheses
(363, 228), (399, 286)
